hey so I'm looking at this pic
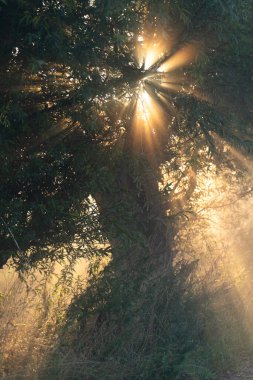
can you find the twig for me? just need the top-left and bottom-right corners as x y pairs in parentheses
(1, 216), (22, 252)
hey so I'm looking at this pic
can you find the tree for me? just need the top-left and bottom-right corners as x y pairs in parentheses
(1, 1), (253, 378)
(0, 0), (252, 289)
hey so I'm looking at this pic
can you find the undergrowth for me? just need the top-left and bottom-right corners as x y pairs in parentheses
(1, 192), (253, 379)
(0, 253), (252, 380)
(38, 255), (253, 380)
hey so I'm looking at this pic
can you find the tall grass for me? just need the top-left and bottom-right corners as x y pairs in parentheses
(0, 261), (87, 379)
(1, 173), (253, 379)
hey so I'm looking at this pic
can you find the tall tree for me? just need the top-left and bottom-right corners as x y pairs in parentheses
(0, 0), (252, 277)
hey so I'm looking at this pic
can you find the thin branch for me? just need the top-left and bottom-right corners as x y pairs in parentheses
(1, 216), (22, 252)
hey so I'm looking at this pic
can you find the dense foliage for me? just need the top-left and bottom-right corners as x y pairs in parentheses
(0, 1), (253, 378)
(0, 0), (252, 269)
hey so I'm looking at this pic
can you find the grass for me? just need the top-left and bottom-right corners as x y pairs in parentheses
(0, 261), (87, 379)
(1, 190), (253, 379)
(0, 253), (253, 380)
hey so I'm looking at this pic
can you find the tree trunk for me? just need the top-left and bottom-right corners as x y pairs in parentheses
(94, 121), (174, 282)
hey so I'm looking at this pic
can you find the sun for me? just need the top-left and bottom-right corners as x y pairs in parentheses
(116, 32), (201, 153)
(129, 33), (200, 135)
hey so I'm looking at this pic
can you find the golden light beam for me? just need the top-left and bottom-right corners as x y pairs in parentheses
(135, 33), (168, 70)
(159, 42), (200, 73)
(131, 84), (169, 154)
(130, 33), (201, 153)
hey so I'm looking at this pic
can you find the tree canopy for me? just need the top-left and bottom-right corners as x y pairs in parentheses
(0, 0), (252, 271)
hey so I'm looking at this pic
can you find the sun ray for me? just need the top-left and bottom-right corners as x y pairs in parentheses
(159, 42), (200, 73)
(126, 33), (202, 154)
(135, 32), (168, 70)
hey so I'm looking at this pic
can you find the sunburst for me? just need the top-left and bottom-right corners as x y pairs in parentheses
(121, 32), (201, 152)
